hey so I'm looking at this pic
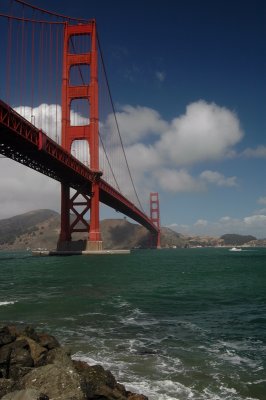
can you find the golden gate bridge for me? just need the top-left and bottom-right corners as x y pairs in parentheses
(0, 0), (160, 251)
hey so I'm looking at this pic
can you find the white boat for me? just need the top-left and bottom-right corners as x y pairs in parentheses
(229, 247), (242, 252)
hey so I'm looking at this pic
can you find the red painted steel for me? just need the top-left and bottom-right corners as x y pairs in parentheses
(60, 21), (101, 246)
(150, 192), (161, 248)
(0, 99), (159, 236)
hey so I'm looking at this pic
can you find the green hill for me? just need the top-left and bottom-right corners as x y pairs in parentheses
(220, 234), (256, 245)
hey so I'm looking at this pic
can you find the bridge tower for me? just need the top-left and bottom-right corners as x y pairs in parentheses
(150, 192), (161, 248)
(58, 21), (102, 251)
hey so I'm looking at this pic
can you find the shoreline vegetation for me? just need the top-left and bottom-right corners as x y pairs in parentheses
(0, 325), (148, 400)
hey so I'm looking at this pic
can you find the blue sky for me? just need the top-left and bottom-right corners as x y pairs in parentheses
(0, 0), (265, 238)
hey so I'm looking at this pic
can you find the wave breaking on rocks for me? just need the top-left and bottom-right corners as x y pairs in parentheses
(0, 325), (148, 400)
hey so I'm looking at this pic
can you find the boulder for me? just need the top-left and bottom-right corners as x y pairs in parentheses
(0, 343), (12, 378)
(0, 378), (16, 398)
(0, 339), (34, 380)
(0, 327), (16, 347)
(36, 333), (60, 350)
(19, 336), (48, 367)
(1, 389), (49, 400)
(45, 346), (74, 369)
(127, 394), (149, 400)
(0, 326), (149, 400)
(22, 327), (40, 343)
(20, 363), (85, 400)
(9, 339), (34, 380)
(73, 360), (128, 399)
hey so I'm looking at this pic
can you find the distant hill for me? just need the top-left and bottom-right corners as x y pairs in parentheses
(0, 210), (185, 250)
(220, 234), (257, 246)
(0, 210), (264, 250)
(0, 210), (59, 247)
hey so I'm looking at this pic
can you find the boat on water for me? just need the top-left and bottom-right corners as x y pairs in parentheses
(229, 247), (242, 252)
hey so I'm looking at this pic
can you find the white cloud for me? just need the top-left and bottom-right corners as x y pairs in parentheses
(104, 101), (243, 197)
(0, 159), (60, 219)
(0, 100), (244, 220)
(103, 104), (168, 146)
(242, 145), (266, 158)
(156, 100), (243, 166)
(194, 219), (208, 227)
(154, 168), (204, 192)
(155, 71), (166, 82)
(258, 196), (266, 205)
(15, 104), (61, 142)
(200, 170), (238, 187)
(219, 216), (231, 222)
(170, 214), (266, 238)
(243, 214), (266, 226)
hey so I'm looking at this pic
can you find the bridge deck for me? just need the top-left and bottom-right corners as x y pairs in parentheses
(0, 100), (158, 234)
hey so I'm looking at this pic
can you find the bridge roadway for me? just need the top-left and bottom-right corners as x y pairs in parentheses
(0, 99), (158, 235)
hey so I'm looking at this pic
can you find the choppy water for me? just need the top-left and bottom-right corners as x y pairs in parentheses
(0, 248), (265, 399)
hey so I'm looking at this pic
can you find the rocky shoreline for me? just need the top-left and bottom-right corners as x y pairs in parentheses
(0, 325), (148, 400)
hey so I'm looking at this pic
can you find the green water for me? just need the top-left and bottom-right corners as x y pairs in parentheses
(0, 248), (265, 399)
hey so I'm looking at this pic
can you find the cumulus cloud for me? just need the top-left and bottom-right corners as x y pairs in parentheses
(243, 214), (266, 226)
(170, 213), (266, 238)
(0, 159), (60, 219)
(103, 104), (168, 146)
(194, 219), (208, 227)
(241, 145), (266, 158)
(15, 104), (61, 142)
(154, 168), (204, 192)
(105, 100), (243, 196)
(156, 100), (243, 165)
(258, 196), (266, 205)
(1, 100), (245, 219)
(200, 170), (238, 187)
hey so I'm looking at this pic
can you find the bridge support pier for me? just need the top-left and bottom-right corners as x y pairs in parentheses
(85, 240), (103, 251)
(57, 181), (103, 252)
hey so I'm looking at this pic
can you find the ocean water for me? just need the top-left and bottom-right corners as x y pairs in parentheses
(0, 248), (265, 399)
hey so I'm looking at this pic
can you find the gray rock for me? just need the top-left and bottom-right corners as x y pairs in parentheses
(9, 339), (34, 380)
(0, 343), (12, 378)
(18, 337), (47, 367)
(0, 327), (16, 347)
(0, 378), (16, 398)
(0, 326), (149, 400)
(45, 347), (73, 369)
(20, 363), (85, 400)
(1, 388), (49, 400)
(73, 360), (128, 399)
(0, 339), (34, 380)
(36, 333), (60, 350)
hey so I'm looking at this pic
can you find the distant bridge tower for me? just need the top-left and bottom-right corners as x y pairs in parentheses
(150, 192), (161, 248)
(58, 21), (102, 251)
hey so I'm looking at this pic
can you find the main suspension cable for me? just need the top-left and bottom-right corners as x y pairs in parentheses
(97, 32), (144, 212)
(13, 0), (89, 22)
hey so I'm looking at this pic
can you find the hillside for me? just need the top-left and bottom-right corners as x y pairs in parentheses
(221, 234), (256, 246)
(0, 209), (264, 250)
(0, 210), (184, 250)
(0, 210), (59, 248)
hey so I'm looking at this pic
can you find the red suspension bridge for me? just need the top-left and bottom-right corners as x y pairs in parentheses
(0, 0), (161, 251)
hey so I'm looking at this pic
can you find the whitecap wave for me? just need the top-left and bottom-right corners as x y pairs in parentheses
(0, 300), (17, 306)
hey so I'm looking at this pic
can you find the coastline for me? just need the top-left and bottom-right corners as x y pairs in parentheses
(0, 325), (148, 400)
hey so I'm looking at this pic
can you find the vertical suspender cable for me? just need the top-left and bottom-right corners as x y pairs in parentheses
(97, 33), (144, 212)
(31, 11), (35, 118)
(20, 5), (25, 113)
(55, 22), (59, 143)
(6, 17), (12, 103)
